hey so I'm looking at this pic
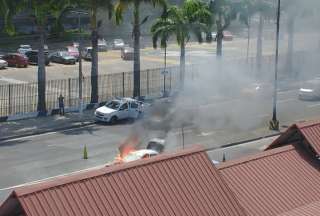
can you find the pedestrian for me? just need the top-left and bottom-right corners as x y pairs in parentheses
(58, 94), (65, 115)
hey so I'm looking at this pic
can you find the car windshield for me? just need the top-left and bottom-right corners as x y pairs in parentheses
(105, 101), (120, 109)
(114, 39), (123, 44)
(60, 52), (69, 57)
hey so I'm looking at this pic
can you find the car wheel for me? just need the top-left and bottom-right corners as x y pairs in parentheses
(110, 116), (118, 125)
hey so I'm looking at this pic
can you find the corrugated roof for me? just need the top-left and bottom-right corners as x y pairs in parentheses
(278, 201), (320, 216)
(267, 119), (320, 157)
(0, 146), (247, 216)
(218, 144), (320, 216)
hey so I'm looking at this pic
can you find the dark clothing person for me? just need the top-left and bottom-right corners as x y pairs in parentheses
(58, 95), (65, 115)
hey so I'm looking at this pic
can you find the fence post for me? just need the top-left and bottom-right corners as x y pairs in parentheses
(122, 72), (125, 97)
(8, 84), (12, 115)
(147, 69), (150, 95)
(68, 78), (71, 107)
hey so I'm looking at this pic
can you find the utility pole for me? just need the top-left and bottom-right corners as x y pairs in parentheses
(269, 0), (281, 131)
(71, 11), (88, 114)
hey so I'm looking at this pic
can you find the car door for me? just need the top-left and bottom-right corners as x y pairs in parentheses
(118, 103), (129, 120)
(129, 102), (139, 119)
(4, 55), (12, 66)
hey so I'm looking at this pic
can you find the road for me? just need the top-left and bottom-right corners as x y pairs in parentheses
(1, 87), (320, 201)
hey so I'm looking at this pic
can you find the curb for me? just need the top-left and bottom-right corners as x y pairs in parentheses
(0, 120), (95, 143)
(205, 132), (281, 152)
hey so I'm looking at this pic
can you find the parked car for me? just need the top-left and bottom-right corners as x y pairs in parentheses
(121, 46), (134, 60)
(94, 97), (144, 124)
(83, 47), (92, 61)
(98, 39), (108, 52)
(112, 39), (125, 50)
(66, 46), (79, 60)
(0, 59), (8, 69)
(298, 79), (320, 101)
(2, 53), (28, 67)
(212, 32), (217, 41)
(25, 50), (50, 65)
(17, 44), (32, 55)
(223, 31), (233, 41)
(49, 51), (76, 64)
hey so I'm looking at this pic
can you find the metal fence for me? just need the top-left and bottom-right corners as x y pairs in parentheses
(0, 66), (190, 117)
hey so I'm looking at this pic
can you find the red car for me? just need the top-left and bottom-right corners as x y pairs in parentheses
(2, 53), (28, 67)
(66, 46), (79, 60)
(223, 31), (233, 41)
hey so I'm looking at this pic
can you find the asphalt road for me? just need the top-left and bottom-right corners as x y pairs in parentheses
(1, 87), (320, 201)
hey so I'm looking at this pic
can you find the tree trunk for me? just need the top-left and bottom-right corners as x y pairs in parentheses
(90, 1), (99, 103)
(37, 25), (47, 115)
(216, 30), (223, 57)
(133, 1), (141, 98)
(216, 15), (223, 57)
(180, 41), (185, 88)
(256, 13), (264, 71)
(246, 19), (251, 63)
(286, 17), (295, 77)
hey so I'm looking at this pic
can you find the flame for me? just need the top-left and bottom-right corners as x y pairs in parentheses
(114, 134), (140, 163)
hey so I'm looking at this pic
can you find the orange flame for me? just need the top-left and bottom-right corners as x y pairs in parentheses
(114, 134), (140, 163)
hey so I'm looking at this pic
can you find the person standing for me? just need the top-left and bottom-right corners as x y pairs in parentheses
(58, 94), (65, 115)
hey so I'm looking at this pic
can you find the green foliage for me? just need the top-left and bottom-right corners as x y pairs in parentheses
(151, 0), (212, 48)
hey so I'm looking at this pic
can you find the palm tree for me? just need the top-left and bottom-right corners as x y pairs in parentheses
(208, 0), (236, 57)
(255, 0), (274, 71)
(115, 0), (166, 98)
(76, 0), (113, 103)
(1, 0), (74, 115)
(151, 0), (211, 87)
(236, 0), (256, 62)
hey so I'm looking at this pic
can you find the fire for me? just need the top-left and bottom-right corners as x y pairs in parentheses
(114, 135), (140, 163)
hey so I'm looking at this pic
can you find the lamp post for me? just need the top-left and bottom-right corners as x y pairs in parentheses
(269, 0), (281, 130)
(70, 11), (88, 114)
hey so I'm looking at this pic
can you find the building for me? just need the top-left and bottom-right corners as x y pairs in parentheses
(218, 120), (320, 216)
(0, 146), (246, 216)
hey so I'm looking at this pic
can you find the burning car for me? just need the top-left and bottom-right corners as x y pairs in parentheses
(109, 135), (165, 165)
(95, 97), (144, 124)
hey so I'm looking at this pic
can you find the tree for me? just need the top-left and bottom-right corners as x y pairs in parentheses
(76, 0), (113, 103)
(115, 0), (166, 97)
(151, 0), (211, 87)
(236, 0), (256, 62)
(1, 0), (74, 115)
(254, 0), (274, 71)
(208, 0), (235, 57)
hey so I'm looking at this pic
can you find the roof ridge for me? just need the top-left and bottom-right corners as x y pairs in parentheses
(297, 121), (320, 129)
(217, 145), (295, 170)
(14, 145), (205, 197)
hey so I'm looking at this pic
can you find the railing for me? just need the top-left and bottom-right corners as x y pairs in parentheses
(0, 66), (192, 117)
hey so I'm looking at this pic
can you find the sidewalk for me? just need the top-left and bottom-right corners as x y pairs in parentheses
(0, 110), (95, 141)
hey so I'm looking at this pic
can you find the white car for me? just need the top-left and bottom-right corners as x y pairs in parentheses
(122, 149), (159, 162)
(17, 45), (32, 55)
(298, 79), (320, 100)
(112, 39), (125, 50)
(0, 59), (8, 69)
(95, 98), (143, 124)
(98, 39), (108, 52)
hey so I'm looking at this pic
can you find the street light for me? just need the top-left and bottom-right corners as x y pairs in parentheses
(269, 0), (281, 130)
(70, 10), (89, 114)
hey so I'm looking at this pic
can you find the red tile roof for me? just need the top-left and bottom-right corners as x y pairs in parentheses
(0, 146), (247, 216)
(266, 119), (320, 157)
(218, 144), (320, 216)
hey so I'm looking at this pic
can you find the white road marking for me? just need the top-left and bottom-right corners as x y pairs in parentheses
(278, 98), (296, 104)
(308, 103), (320, 108)
(197, 132), (215, 137)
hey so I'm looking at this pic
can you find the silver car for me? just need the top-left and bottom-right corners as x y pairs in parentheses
(112, 39), (125, 50)
(0, 59), (8, 69)
(299, 79), (320, 100)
